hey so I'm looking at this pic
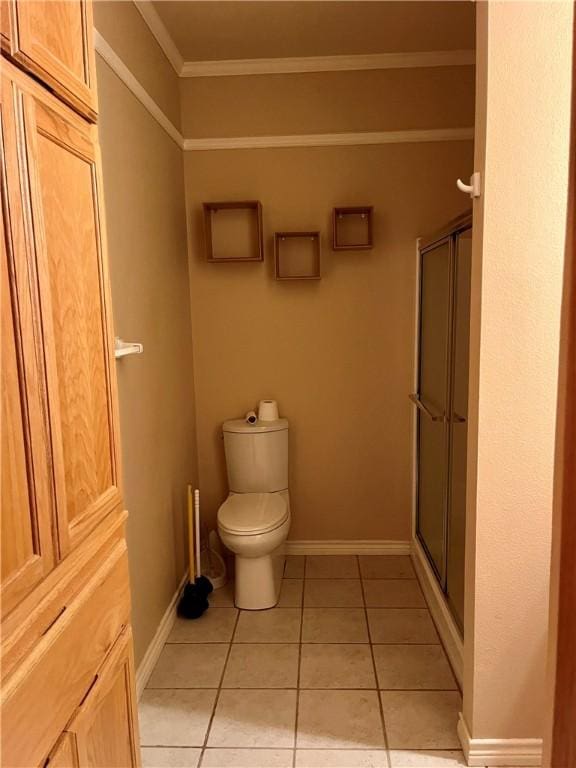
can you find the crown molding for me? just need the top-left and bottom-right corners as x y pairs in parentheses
(130, 1), (474, 79)
(94, 31), (184, 149)
(132, 0), (184, 75)
(94, 30), (473, 154)
(183, 127), (474, 152)
(181, 49), (475, 78)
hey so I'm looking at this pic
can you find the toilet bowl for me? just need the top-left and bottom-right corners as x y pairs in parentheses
(218, 490), (290, 610)
(217, 414), (291, 609)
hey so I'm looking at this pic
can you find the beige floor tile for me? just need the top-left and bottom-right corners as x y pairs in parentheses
(285, 556), (305, 578)
(300, 644), (376, 689)
(278, 579), (304, 607)
(380, 691), (462, 749)
(306, 555), (359, 579)
(168, 609), (238, 643)
(139, 689), (217, 746)
(359, 556), (415, 580)
(297, 690), (385, 749)
(302, 608), (369, 643)
(147, 644), (228, 689)
(363, 580), (426, 608)
(207, 689), (297, 748)
(234, 608), (301, 642)
(296, 750), (389, 767)
(373, 645), (456, 690)
(209, 582), (236, 607)
(202, 749), (294, 767)
(141, 747), (201, 767)
(304, 579), (363, 607)
(367, 609), (438, 644)
(223, 643), (299, 688)
(389, 751), (467, 767)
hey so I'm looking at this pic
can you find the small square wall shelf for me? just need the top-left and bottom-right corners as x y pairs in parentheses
(203, 201), (264, 262)
(333, 206), (373, 250)
(275, 232), (321, 281)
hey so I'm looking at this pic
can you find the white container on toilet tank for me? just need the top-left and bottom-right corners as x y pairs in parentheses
(217, 412), (290, 610)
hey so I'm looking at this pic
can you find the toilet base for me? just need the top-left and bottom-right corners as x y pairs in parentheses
(234, 544), (285, 610)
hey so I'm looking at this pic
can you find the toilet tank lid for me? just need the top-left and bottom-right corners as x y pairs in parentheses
(223, 418), (289, 434)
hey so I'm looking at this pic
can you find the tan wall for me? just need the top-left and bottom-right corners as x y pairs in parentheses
(96, 56), (197, 665)
(93, 0), (181, 131)
(463, 0), (573, 743)
(180, 66), (475, 138)
(185, 139), (473, 540)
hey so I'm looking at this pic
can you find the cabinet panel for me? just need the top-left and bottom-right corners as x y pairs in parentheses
(68, 628), (140, 768)
(1, 74), (56, 618)
(1, 541), (131, 768)
(1, 1), (12, 50)
(8, 0), (97, 121)
(2, 62), (122, 559)
(46, 733), (80, 768)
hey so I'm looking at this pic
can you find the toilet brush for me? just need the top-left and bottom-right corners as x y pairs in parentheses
(177, 486), (212, 619)
(193, 488), (213, 597)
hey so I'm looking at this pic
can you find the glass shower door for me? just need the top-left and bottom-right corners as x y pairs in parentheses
(446, 226), (472, 630)
(415, 238), (452, 581)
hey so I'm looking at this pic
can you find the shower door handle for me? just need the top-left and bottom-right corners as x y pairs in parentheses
(409, 394), (446, 423)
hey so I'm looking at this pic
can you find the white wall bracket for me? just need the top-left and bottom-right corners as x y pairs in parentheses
(114, 337), (144, 359)
(456, 171), (481, 198)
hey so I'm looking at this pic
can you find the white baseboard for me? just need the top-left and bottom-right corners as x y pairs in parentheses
(411, 538), (463, 687)
(135, 571), (188, 699)
(285, 540), (411, 555)
(458, 713), (543, 766)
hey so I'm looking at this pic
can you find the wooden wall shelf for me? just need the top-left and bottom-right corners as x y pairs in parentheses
(203, 201), (263, 262)
(275, 232), (321, 280)
(333, 206), (373, 250)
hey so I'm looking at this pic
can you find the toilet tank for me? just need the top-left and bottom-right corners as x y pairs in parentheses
(222, 418), (289, 493)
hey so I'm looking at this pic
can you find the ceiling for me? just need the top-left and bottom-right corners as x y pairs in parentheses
(152, 1), (476, 62)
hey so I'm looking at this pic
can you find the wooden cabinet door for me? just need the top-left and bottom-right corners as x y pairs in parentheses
(1, 1), (13, 51)
(1, 71), (57, 618)
(7, 0), (97, 121)
(45, 734), (80, 768)
(2, 61), (122, 561)
(66, 628), (140, 768)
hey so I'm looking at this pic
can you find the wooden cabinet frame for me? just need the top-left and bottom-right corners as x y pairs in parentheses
(64, 628), (141, 767)
(4, 0), (97, 121)
(2, 62), (123, 562)
(1, 70), (58, 618)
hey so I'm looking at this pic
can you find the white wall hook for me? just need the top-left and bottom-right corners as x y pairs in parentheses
(456, 171), (481, 198)
(114, 337), (144, 359)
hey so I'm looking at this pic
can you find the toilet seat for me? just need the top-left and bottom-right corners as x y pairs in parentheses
(218, 493), (288, 536)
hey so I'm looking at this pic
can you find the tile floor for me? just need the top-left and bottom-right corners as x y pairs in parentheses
(140, 555), (467, 768)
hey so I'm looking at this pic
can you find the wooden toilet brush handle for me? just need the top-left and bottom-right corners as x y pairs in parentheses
(187, 484), (195, 585)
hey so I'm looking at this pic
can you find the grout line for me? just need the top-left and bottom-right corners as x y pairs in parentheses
(358, 556), (392, 768)
(143, 685), (458, 691)
(293, 571), (304, 768)
(197, 609), (241, 767)
(142, 563), (458, 759)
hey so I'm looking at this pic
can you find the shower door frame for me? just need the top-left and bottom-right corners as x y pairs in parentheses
(414, 211), (472, 631)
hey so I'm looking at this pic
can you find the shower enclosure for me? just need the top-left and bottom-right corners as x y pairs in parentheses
(412, 212), (472, 632)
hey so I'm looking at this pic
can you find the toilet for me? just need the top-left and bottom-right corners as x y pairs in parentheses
(217, 416), (290, 610)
